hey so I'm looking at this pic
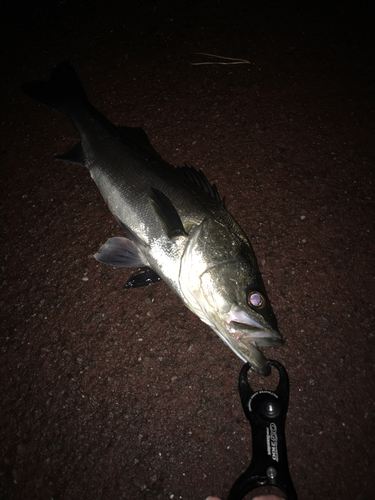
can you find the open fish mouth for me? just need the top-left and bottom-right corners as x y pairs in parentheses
(220, 307), (283, 376)
(221, 307), (283, 374)
(226, 308), (282, 345)
(228, 320), (283, 346)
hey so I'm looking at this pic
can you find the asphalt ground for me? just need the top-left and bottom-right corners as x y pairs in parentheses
(1, 1), (374, 499)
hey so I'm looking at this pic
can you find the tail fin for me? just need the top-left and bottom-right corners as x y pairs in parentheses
(21, 61), (89, 116)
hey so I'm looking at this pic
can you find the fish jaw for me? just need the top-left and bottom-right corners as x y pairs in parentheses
(183, 300), (282, 375)
(200, 305), (281, 375)
(225, 306), (282, 346)
(223, 305), (283, 375)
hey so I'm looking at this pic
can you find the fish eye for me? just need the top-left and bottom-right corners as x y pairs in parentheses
(248, 291), (265, 308)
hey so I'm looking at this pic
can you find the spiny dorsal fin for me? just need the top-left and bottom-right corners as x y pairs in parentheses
(178, 165), (225, 207)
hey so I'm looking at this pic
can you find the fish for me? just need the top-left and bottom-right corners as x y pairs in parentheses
(21, 61), (283, 375)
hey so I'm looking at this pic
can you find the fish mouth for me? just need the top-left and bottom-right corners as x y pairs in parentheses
(223, 307), (283, 375)
(226, 308), (282, 344)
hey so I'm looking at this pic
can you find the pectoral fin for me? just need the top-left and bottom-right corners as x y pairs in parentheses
(149, 188), (186, 239)
(114, 216), (148, 248)
(94, 237), (147, 268)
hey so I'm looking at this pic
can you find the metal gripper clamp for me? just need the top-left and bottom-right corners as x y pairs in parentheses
(227, 360), (298, 500)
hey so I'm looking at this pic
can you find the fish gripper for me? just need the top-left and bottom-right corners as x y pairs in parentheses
(227, 360), (298, 500)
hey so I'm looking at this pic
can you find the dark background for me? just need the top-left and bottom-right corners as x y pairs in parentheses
(1, 1), (375, 499)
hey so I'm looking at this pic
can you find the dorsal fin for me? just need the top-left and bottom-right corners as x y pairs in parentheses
(55, 142), (86, 165)
(117, 126), (162, 158)
(178, 165), (225, 207)
(117, 126), (152, 146)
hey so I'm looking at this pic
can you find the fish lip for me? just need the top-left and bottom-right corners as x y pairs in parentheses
(228, 321), (283, 346)
(225, 307), (283, 347)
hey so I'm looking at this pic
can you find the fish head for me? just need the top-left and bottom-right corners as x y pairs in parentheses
(180, 219), (283, 375)
(199, 259), (283, 374)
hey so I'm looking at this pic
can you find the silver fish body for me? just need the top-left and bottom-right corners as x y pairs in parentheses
(22, 61), (283, 375)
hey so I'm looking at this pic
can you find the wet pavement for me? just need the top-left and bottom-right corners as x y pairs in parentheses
(1, 1), (374, 499)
